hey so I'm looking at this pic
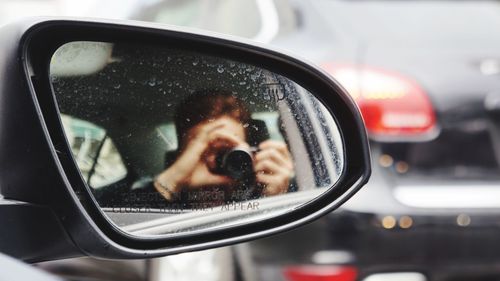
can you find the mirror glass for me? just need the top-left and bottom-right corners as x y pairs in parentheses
(49, 41), (344, 237)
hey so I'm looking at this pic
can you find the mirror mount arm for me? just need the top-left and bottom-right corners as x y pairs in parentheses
(0, 200), (81, 261)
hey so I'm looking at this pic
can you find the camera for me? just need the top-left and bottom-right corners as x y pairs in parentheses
(214, 146), (256, 181)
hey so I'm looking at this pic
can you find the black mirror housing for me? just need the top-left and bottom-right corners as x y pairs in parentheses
(0, 18), (370, 261)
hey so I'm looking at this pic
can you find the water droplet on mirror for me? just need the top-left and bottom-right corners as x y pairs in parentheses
(192, 59), (199, 66)
(113, 84), (121, 89)
(217, 65), (225, 73)
(250, 72), (260, 81)
(239, 81), (246, 86)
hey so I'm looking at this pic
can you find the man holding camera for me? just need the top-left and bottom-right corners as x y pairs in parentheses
(153, 90), (295, 203)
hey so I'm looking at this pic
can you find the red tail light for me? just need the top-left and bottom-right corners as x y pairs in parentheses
(322, 64), (437, 139)
(283, 265), (358, 281)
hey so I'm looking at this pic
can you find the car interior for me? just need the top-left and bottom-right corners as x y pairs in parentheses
(49, 41), (345, 233)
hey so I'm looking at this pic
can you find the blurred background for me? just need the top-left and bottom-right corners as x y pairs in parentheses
(5, 0), (500, 280)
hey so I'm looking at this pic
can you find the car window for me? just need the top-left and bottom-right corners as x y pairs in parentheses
(61, 114), (127, 189)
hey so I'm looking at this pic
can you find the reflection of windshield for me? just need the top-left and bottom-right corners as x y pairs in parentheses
(49, 40), (344, 235)
(50, 41), (344, 217)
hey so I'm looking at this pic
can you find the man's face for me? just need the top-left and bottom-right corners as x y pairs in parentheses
(185, 115), (248, 189)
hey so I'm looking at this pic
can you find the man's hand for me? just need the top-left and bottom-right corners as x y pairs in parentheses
(254, 140), (294, 196)
(155, 117), (247, 198)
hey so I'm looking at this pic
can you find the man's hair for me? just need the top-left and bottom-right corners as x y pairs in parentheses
(175, 89), (251, 147)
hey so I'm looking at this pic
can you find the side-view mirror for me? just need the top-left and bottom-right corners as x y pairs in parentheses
(0, 19), (370, 261)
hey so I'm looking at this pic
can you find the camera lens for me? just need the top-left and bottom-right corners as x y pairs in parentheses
(216, 147), (254, 181)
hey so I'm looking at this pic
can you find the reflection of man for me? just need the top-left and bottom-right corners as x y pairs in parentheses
(153, 90), (294, 203)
